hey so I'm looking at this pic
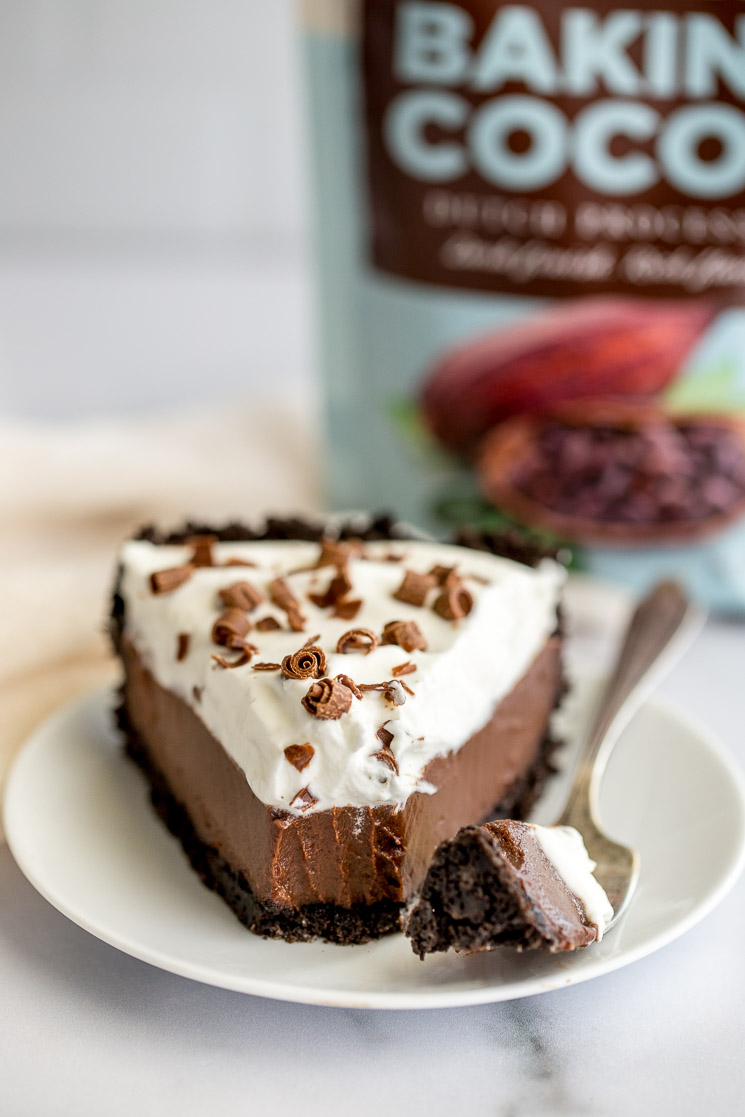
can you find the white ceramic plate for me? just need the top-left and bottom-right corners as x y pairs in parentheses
(4, 682), (744, 1010)
(4, 580), (745, 1010)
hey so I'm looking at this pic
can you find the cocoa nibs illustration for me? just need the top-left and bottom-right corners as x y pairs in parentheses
(302, 677), (354, 719)
(284, 743), (314, 772)
(176, 633), (190, 662)
(251, 662), (282, 672)
(269, 577), (306, 632)
(218, 581), (263, 612)
(392, 661), (417, 677)
(476, 399), (745, 547)
(212, 608), (252, 649)
(381, 619), (428, 653)
(187, 534), (217, 568)
(282, 645), (327, 680)
(393, 569), (436, 607)
(336, 628), (379, 655)
(150, 564), (193, 595)
(255, 616), (282, 632)
(289, 787), (317, 812)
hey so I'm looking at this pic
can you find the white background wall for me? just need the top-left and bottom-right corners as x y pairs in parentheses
(0, 0), (312, 418)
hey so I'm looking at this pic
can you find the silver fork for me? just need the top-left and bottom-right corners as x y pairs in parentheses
(555, 581), (705, 930)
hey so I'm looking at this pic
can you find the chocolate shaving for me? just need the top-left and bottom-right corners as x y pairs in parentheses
(381, 619), (428, 653)
(302, 633), (321, 648)
(301, 677), (354, 719)
(251, 662), (281, 671)
(282, 645), (327, 680)
(433, 585), (474, 621)
(192, 686), (203, 703)
(269, 577), (306, 632)
(176, 633), (190, 662)
(316, 538), (363, 569)
(334, 673), (362, 699)
(212, 608), (252, 648)
(212, 649), (253, 670)
(336, 627), (379, 655)
(256, 616), (281, 632)
(187, 534), (217, 568)
(393, 569), (436, 608)
(332, 598), (362, 621)
(289, 786), (318, 812)
(428, 564), (458, 587)
(359, 679), (411, 705)
(373, 748), (399, 774)
(308, 565), (353, 610)
(284, 743), (314, 772)
(150, 565), (193, 595)
(222, 557), (256, 567)
(376, 726), (394, 748)
(392, 661), (417, 677)
(218, 581), (263, 612)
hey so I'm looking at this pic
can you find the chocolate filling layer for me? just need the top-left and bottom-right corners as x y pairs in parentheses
(118, 636), (562, 944)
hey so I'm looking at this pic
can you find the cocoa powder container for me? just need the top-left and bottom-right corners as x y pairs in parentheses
(305, 0), (745, 612)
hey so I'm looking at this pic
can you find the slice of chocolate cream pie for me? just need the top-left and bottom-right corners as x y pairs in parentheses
(110, 517), (566, 944)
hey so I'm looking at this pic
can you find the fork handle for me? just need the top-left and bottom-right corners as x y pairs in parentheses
(557, 581), (703, 831)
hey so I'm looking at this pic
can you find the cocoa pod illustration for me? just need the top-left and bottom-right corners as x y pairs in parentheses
(420, 298), (716, 455)
(477, 399), (745, 547)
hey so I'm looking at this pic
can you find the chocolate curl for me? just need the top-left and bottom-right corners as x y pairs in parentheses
(212, 608), (252, 649)
(359, 680), (412, 705)
(392, 661), (417, 677)
(334, 673), (362, 700)
(176, 633), (190, 661)
(284, 743), (314, 772)
(308, 565), (353, 610)
(393, 569), (436, 608)
(256, 616), (282, 632)
(187, 534), (217, 568)
(428, 564), (458, 587)
(282, 645), (328, 680)
(212, 648), (254, 670)
(336, 628), (379, 655)
(433, 584), (474, 621)
(289, 786), (318, 812)
(301, 677), (354, 720)
(316, 538), (363, 568)
(219, 581), (263, 612)
(251, 662), (282, 671)
(381, 619), (428, 653)
(269, 577), (306, 632)
(150, 565), (193, 595)
(332, 598), (362, 621)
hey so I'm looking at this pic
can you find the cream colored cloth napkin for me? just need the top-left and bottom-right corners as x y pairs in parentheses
(0, 399), (323, 840)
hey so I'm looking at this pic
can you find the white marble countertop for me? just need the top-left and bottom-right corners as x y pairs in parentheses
(2, 616), (744, 1117)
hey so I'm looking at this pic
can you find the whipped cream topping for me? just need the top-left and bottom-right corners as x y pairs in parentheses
(530, 824), (614, 938)
(118, 538), (564, 815)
